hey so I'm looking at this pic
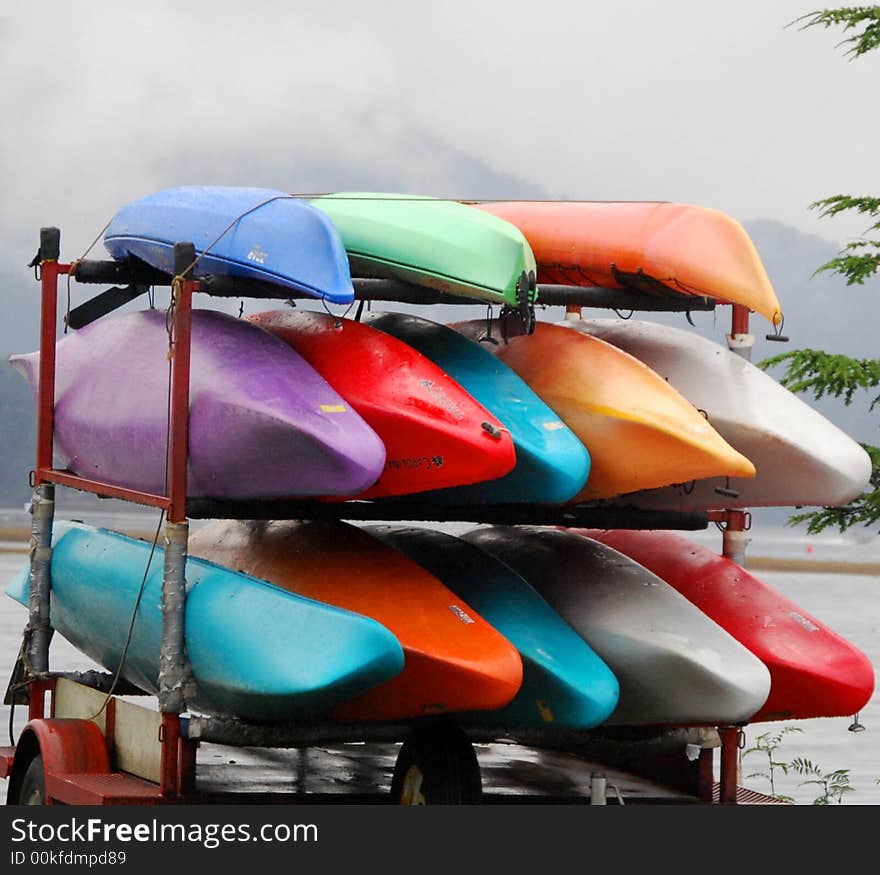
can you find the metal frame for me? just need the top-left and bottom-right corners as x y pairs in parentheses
(8, 227), (760, 804)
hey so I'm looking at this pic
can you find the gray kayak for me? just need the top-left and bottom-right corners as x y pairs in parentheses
(461, 525), (772, 727)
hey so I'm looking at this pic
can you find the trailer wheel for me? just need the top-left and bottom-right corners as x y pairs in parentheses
(390, 725), (481, 805)
(18, 754), (46, 805)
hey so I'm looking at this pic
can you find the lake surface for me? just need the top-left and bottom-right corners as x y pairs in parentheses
(0, 521), (877, 805)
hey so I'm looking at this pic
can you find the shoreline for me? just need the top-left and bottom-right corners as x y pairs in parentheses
(2, 526), (879, 575)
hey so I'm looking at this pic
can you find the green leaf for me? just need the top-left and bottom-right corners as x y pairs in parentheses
(815, 250), (880, 285)
(810, 194), (880, 219)
(757, 350), (880, 405)
(792, 7), (880, 58)
(790, 757), (822, 777)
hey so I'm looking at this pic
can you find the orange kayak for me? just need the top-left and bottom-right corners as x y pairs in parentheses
(452, 320), (756, 501)
(472, 201), (783, 326)
(188, 519), (523, 722)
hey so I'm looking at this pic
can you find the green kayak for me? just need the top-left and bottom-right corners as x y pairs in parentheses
(310, 192), (538, 306)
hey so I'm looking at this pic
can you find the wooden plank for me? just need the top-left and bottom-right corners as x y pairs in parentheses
(54, 678), (162, 784)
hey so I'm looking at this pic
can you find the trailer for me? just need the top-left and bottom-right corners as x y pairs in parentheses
(1, 226), (780, 806)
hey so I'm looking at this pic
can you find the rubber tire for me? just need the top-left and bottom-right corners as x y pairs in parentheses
(390, 725), (482, 805)
(18, 754), (46, 805)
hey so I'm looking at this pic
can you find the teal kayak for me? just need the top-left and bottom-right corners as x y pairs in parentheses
(5, 522), (404, 721)
(365, 312), (591, 504)
(363, 525), (619, 729)
(310, 192), (538, 306)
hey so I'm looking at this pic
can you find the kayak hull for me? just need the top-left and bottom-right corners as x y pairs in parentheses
(472, 200), (782, 324)
(188, 519), (523, 722)
(245, 310), (516, 499)
(453, 319), (755, 501)
(4, 522), (405, 721)
(9, 309), (386, 499)
(578, 528), (875, 721)
(568, 318), (872, 511)
(462, 525), (772, 726)
(365, 312), (591, 504)
(104, 186), (355, 303)
(364, 525), (619, 729)
(311, 192), (537, 306)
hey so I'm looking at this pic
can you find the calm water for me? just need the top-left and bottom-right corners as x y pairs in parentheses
(0, 526), (877, 805)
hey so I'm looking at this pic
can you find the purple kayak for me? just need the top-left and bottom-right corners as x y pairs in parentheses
(9, 309), (386, 499)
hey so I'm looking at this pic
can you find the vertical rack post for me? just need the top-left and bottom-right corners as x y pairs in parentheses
(727, 303), (753, 363)
(717, 726), (741, 804)
(157, 242), (196, 797)
(26, 227), (62, 681)
(716, 303), (754, 804)
(721, 303), (752, 565)
(720, 510), (749, 565)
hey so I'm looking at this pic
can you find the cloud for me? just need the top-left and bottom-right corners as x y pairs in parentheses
(4, 0), (880, 261)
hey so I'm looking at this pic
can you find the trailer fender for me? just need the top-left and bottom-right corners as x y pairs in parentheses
(8, 719), (110, 804)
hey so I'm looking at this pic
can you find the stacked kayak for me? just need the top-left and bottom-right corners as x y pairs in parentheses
(453, 319), (756, 501)
(576, 528), (875, 722)
(7, 183), (873, 756)
(562, 318), (873, 511)
(244, 309), (516, 499)
(363, 312), (591, 504)
(5, 521), (405, 721)
(188, 519), (524, 722)
(105, 185), (355, 303)
(363, 525), (620, 729)
(311, 192), (538, 306)
(9, 309), (387, 500)
(471, 200), (784, 325)
(462, 525), (772, 726)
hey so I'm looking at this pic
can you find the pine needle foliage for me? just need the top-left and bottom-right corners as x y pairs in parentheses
(758, 350), (880, 408)
(792, 6), (880, 57)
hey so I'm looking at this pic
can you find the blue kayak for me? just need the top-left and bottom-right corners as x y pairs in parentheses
(104, 186), (355, 303)
(5, 522), (404, 721)
(363, 525), (619, 729)
(364, 312), (592, 504)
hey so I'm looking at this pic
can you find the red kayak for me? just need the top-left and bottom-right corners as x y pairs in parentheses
(573, 528), (875, 722)
(246, 310), (516, 499)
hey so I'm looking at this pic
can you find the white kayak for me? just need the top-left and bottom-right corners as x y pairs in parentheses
(561, 318), (872, 511)
(462, 525), (772, 727)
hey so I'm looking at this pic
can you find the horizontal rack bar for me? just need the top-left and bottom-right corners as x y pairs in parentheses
(183, 714), (710, 751)
(67, 258), (717, 312)
(36, 469), (172, 509)
(184, 497), (708, 531)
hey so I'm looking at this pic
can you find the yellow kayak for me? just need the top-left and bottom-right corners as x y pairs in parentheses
(452, 320), (756, 501)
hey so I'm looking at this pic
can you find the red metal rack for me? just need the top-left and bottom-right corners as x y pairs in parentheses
(1, 229), (767, 805)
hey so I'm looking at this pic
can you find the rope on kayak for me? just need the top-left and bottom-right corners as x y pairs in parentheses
(55, 218), (113, 333)
(320, 291), (356, 325)
(87, 508), (166, 721)
(86, 295), (178, 719)
(171, 194), (302, 281)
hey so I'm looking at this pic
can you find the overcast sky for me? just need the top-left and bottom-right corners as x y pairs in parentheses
(1, 0), (878, 264)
